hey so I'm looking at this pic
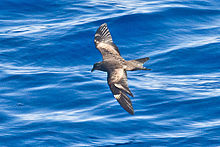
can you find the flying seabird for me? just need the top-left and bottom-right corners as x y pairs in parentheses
(91, 23), (151, 115)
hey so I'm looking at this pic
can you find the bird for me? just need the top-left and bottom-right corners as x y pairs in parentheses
(91, 23), (151, 115)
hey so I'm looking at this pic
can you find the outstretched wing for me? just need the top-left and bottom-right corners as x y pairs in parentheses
(107, 68), (134, 115)
(94, 23), (121, 60)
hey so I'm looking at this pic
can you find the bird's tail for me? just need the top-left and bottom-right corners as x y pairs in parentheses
(128, 57), (151, 71)
(134, 57), (150, 64)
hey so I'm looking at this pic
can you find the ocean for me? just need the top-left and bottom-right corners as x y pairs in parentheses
(0, 0), (220, 146)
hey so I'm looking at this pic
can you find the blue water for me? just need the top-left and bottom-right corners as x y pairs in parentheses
(0, 0), (220, 146)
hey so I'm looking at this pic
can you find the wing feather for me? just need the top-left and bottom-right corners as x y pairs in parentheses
(94, 23), (120, 60)
(107, 69), (134, 115)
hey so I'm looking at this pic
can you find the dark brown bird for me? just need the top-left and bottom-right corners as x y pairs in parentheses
(91, 23), (151, 115)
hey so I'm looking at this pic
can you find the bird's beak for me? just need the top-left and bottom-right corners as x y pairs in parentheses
(91, 68), (94, 72)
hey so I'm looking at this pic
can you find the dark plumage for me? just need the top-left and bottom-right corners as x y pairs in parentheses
(91, 23), (151, 115)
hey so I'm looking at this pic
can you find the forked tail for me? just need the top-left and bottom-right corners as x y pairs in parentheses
(134, 57), (149, 64)
(127, 57), (151, 71)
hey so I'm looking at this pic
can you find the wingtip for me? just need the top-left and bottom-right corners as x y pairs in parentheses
(95, 22), (113, 45)
(129, 110), (135, 115)
(101, 23), (107, 27)
(115, 93), (135, 115)
(98, 23), (107, 30)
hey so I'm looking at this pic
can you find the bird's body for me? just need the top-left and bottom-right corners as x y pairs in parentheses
(92, 23), (151, 115)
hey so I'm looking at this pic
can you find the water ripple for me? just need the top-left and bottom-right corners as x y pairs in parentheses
(1, 0), (220, 146)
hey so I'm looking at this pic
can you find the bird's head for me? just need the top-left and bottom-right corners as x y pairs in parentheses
(91, 62), (102, 72)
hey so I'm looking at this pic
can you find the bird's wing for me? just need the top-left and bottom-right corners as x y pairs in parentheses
(94, 23), (121, 60)
(107, 68), (134, 115)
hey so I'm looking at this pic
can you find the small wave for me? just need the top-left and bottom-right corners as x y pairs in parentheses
(130, 72), (220, 99)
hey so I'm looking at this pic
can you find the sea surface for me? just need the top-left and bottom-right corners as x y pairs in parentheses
(0, 0), (220, 146)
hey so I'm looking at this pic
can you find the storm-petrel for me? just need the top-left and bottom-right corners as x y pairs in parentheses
(91, 23), (151, 115)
